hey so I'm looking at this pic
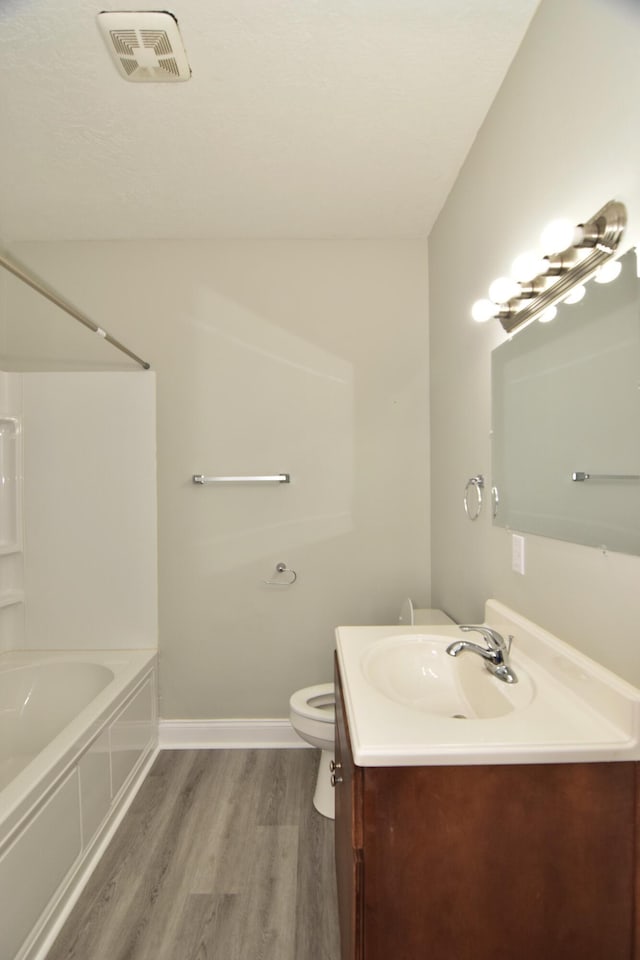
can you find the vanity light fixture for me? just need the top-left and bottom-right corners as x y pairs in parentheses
(471, 299), (509, 324)
(510, 251), (556, 283)
(488, 276), (522, 303)
(539, 219), (590, 255)
(472, 199), (627, 334)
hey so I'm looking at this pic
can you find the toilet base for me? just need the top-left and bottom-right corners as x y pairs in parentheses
(313, 748), (335, 819)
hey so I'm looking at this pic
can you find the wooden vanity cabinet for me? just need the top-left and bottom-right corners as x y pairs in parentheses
(334, 657), (640, 960)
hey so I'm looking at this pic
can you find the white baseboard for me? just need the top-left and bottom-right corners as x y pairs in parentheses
(159, 718), (310, 749)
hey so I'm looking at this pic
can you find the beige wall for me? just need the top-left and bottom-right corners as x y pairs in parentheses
(3, 240), (430, 717)
(429, 0), (640, 684)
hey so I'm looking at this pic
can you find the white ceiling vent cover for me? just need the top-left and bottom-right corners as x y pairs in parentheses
(97, 11), (191, 82)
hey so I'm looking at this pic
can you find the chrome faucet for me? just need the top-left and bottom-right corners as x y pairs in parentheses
(446, 625), (518, 684)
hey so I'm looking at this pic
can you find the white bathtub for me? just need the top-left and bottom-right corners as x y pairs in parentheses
(0, 649), (158, 960)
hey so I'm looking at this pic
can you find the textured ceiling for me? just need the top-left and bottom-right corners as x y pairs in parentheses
(0, 0), (540, 240)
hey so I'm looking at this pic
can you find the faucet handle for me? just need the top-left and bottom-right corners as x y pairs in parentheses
(458, 625), (506, 651)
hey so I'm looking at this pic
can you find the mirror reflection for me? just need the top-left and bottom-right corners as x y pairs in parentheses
(491, 248), (640, 556)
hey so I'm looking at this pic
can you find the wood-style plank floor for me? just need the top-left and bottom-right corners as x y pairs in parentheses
(47, 749), (340, 960)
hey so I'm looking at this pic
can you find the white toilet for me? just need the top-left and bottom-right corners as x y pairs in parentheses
(289, 601), (453, 820)
(289, 682), (336, 819)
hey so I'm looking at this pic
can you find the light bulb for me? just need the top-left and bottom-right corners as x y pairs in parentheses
(538, 305), (557, 323)
(471, 299), (499, 323)
(564, 285), (586, 305)
(511, 251), (546, 282)
(540, 218), (583, 255)
(488, 276), (521, 304)
(594, 260), (622, 284)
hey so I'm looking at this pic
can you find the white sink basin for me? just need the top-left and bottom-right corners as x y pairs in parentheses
(336, 600), (640, 767)
(362, 634), (534, 719)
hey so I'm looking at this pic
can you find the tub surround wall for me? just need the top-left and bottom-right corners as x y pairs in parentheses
(0, 372), (24, 653)
(0, 369), (158, 657)
(429, 0), (640, 685)
(2, 241), (431, 719)
(21, 372), (158, 651)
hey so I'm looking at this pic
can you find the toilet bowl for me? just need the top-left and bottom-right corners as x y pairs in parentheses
(289, 683), (336, 819)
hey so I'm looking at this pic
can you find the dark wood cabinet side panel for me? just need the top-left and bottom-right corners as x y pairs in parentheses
(362, 762), (636, 960)
(334, 657), (363, 849)
(634, 762), (640, 960)
(335, 658), (364, 960)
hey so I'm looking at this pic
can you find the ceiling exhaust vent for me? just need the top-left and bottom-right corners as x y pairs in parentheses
(97, 11), (191, 82)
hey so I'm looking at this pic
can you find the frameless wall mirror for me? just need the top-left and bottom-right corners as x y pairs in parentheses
(491, 248), (640, 556)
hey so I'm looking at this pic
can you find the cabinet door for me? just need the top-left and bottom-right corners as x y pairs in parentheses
(334, 659), (363, 960)
(362, 762), (638, 960)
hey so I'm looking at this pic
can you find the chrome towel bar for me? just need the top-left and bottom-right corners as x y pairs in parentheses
(572, 472), (640, 482)
(193, 473), (290, 485)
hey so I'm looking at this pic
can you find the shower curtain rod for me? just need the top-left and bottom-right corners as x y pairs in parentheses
(0, 252), (150, 370)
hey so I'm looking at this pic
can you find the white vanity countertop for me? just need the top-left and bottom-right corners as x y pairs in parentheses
(335, 600), (640, 767)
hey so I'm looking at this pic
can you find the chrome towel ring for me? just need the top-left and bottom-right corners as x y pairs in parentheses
(463, 475), (484, 521)
(263, 562), (297, 586)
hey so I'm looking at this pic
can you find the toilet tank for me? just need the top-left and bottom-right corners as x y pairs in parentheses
(398, 598), (454, 626)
